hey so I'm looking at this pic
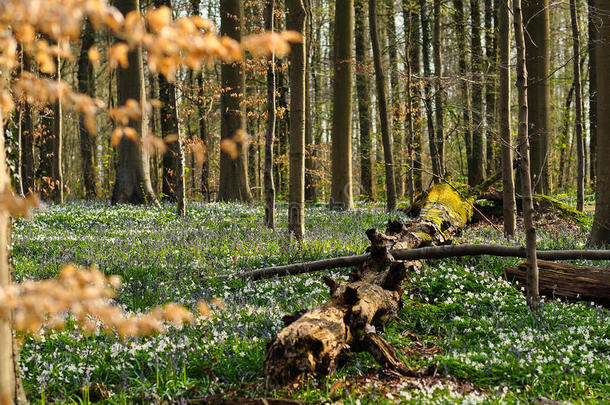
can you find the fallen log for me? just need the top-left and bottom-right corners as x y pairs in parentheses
(263, 182), (473, 385)
(505, 260), (610, 307)
(226, 245), (610, 281)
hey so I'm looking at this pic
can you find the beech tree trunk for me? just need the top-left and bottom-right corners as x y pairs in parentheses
(485, 0), (498, 175)
(419, 0), (436, 183)
(513, 0), (539, 307)
(369, 0), (397, 211)
(111, 0), (157, 205)
(19, 52), (35, 196)
(355, 0), (374, 200)
(432, 0), (444, 178)
(287, 0), (306, 239)
(330, 0), (354, 210)
(388, 1), (403, 198)
(218, 0), (252, 202)
(498, 0), (517, 237)
(588, 0), (597, 185)
(264, 0), (276, 228)
(406, 6), (423, 194)
(570, 0), (585, 212)
(471, 0), (485, 186)
(403, 1), (415, 201)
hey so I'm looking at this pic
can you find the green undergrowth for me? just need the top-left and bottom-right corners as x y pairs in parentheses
(11, 201), (610, 404)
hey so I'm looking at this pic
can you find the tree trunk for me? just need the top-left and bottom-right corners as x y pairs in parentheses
(485, 0), (498, 175)
(505, 261), (610, 307)
(558, 81), (575, 190)
(388, 0), (403, 198)
(355, 0), (374, 200)
(19, 52), (35, 196)
(264, 181), (474, 385)
(453, 0), (474, 186)
(287, 0), (306, 239)
(570, 0), (585, 212)
(513, 0), (539, 307)
(264, 0), (276, 228)
(369, 0), (397, 211)
(590, 0), (610, 245)
(78, 20), (97, 199)
(499, 0), (516, 237)
(403, 0), (416, 201)
(304, 0), (315, 202)
(588, 0), (597, 185)
(471, 0), (485, 186)
(432, 0), (444, 179)
(111, 0), (158, 205)
(406, 5), (423, 194)
(330, 0), (354, 209)
(419, 0), (436, 184)
(523, 0), (551, 194)
(218, 0), (252, 202)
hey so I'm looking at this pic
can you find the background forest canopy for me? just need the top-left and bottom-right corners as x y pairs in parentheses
(5, 0), (601, 213)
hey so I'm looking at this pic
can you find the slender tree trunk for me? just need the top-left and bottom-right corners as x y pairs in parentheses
(218, 0), (252, 202)
(471, 0), (485, 185)
(287, 0), (306, 238)
(388, 0), (403, 198)
(523, 0), (551, 194)
(588, 0), (597, 185)
(403, 0), (415, 201)
(78, 20), (97, 199)
(304, 0), (315, 202)
(485, 0), (498, 175)
(432, 0), (444, 178)
(499, 0), (516, 237)
(590, 0), (610, 245)
(330, 0), (354, 209)
(264, 0), (276, 228)
(407, 6), (423, 194)
(570, 0), (585, 212)
(514, 0), (539, 307)
(112, 0), (157, 205)
(558, 82), (575, 190)
(369, 0), (397, 211)
(355, 0), (374, 200)
(453, 0), (474, 185)
(20, 52), (34, 195)
(419, 0), (436, 183)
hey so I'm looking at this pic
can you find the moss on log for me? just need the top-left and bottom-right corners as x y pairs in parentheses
(263, 183), (474, 385)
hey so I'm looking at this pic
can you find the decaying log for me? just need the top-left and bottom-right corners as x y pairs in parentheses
(263, 183), (473, 385)
(223, 245), (610, 282)
(505, 260), (610, 307)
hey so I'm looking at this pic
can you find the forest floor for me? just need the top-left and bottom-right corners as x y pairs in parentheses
(12, 200), (610, 404)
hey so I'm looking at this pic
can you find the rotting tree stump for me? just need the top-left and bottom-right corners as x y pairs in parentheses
(505, 260), (610, 307)
(263, 182), (475, 385)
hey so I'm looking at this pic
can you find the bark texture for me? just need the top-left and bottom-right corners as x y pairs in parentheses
(570, 0), (585, 212)
(264, 0), (276, 228)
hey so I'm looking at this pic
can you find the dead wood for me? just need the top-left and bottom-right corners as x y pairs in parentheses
(505, 260), (610, 307)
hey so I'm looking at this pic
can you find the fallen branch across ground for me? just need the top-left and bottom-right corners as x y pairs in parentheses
(221, 244), (610, 281)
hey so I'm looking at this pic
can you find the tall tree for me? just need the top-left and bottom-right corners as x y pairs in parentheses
(330, 0), (354, 209)
(419, 0), (437, 182)
(471, 0), (485, 185)
(19, 51), (35, 195)
(432, 0), (444, 178)
(78, 20), (97, 199)
(452, 0), (474, 185)
(570, 0), (585, 212)
(588, 0), (597, 185)
(112, 0), (157, 204)
(264, 0), (276, 228)
(403, 0), (416, 200)
(499, 0), (516, 237)
(514, 0), (539, 307)
(523, 0), (551, 194)
(590, 0), (610, 245)
(304, 0), (316, 202)
(485, 0), (497, 175)
(370, 0), (397, 210)
(218, 0), (252, 202)
(388, 0), (403, 198)
(355, 0), (374, 200)
(406, 1), (423, 194)
(287, 0), (306, 238)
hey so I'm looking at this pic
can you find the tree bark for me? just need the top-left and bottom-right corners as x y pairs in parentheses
(590, 0), (610, 245)
(432, 0), (444, 179)
(403, 0), (416, 201)
(355, 0), (374, 200)
(19, 52), (35, 196)
(588, 0), (597, 185)
(570, 0), (585, 212)
(369, 0), (397, 211)
(78, 20), (97, 199)
(498, 0), (516, 237)
(388, 0), (403, 198)
(485, 0), (498, 175)
(407, 5), (423, 194)
(513, 0), (539, 307)
(471, 0), (485, 186)
(330, 0), (354, 209)
(218, 0), (252, 202)
(264, 0), (276, 228)
(523, 0), (551, 194)
(111, 0), (158, 205)
(287, 0), (306, 239)
(419, 0), (436, 183)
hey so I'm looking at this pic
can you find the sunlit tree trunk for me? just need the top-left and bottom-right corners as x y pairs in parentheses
(264, 0), (276, 228)
(330, 0), (354, 209)
(419, 0), (436, 183)
(19, 52), (35, 196)
(514, 0), (539, 307)
(471, 0), (485, 185)
(432, 0), (444, 178)
(388, 0), (403, 198)
(485, 0), (498, 175)
(570, 0), (585, 212)
(369, 0), (397, 211)
(588, 0), (597, 186)
(499, 0), (516, 237)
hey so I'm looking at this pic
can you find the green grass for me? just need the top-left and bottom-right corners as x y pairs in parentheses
(11, 201), (610, 404)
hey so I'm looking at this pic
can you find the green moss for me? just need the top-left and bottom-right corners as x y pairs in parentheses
(422, 183), (473, 226)
(533, 194), (590, 227)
